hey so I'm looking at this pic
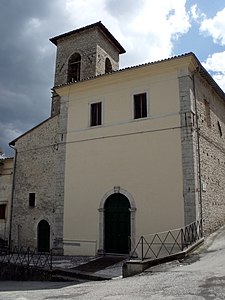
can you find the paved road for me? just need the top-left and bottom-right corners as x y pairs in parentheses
(0, 227), (225, 299)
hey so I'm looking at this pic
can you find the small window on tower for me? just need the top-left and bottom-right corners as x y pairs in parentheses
(105, 58), (112, 73)
(0, 204), (6, 219)
(67, 53), (81, 83)
(133, 93), (147, 119)
(90, 102), (102, 126)
(29, 193), (35, 208)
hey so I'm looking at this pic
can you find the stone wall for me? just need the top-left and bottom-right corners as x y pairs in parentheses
(179, 68), (225, 235)
(11, 116), (64, 253)
(195, 73), (225, 235)
(52, 95), (68, 253)
(0, 158), (13, 240)
(53, 26), (120, 87)
(179, 72), (200, 225)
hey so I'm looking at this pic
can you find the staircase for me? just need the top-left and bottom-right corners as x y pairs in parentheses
(52, 255), (127, 281)
(73, 255), (126, 273)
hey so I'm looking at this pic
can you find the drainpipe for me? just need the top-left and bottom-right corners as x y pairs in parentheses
(192, 68), (203, 222)
(8, 144), (17, 251)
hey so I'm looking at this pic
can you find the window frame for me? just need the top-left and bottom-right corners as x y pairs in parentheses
(89, 101), (103, 127)
(132, 91), (149, 120)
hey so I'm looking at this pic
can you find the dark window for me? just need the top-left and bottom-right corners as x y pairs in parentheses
(134, 93), (147, 119)
(29, 193), (35, 208)
(0, 204), (6, 219)
(67, 53), (81, 83)
(90, 102), (102, 126)
(105, 58), (112, 73)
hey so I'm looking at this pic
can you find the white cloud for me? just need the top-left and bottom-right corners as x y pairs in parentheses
(200, 8), (225, 45)
(202, 51), (225, 91)
(63, 0), (191, 66)
(190, 4), (206, 23)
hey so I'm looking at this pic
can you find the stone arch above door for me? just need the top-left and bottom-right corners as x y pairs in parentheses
(98, 186), (136, 255)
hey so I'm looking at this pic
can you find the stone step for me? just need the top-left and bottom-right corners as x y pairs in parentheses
(72, 255), (127, 273)
(52, 268), (111, 281)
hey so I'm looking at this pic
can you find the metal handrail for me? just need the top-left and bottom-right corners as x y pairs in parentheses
(0, 246), (52, 270)
(130, 219), (203, 261)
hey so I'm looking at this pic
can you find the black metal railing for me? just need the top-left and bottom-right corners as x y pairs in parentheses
(0, 246), (52, 270)
(130, 219), (203, 261)
(0, 238), (8, 254)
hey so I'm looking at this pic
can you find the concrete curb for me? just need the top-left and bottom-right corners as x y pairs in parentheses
(123, 237), (204, 278)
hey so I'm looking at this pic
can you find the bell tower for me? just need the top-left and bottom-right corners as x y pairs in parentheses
(50, 22), (125, 116)
(50, 21), (125, 84)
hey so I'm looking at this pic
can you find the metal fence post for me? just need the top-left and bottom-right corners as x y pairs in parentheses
(50, 249), (52, 270)
(141, 236), (144, 261)
(27, 247), (30, 267)
(181, 228), (184, 251)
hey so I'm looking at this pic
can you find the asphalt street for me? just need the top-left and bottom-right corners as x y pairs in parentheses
(0, 226), (225, 299)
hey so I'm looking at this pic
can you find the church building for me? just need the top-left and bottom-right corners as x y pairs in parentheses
(9, 22), (225, 256)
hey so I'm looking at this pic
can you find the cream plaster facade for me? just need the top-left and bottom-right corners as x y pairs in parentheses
(56, 59), (196, 256)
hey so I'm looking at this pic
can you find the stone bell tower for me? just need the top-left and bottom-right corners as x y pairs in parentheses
(50, 21), (125, 116)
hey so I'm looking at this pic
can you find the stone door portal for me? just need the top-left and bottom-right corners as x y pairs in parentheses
(104, 193), (131, 254)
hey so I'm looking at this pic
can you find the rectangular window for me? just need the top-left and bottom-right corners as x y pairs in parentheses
(134, 93), (147, 119)
(29, 193), (35, 208)
(0, 204), (6, 219)
(90, 102), (102, 126)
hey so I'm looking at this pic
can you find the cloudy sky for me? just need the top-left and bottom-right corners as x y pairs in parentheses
(1, 0), (225, 156)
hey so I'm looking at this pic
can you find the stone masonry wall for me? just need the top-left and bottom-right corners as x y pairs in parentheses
(0, 158), (13, 240)
(53, 27), (120, 87)
(195, 73), (225, 235)
(95, 29), (120, 76)
(179, 72), (200, 225)
(96, 45), (118, 76)
(11, 116), (63, 251)
(54, 29), (96, 86)
(52, 94), (68, 253)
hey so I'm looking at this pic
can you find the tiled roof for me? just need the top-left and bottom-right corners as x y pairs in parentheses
(54, 52), (225, 101)
(50, 21), (126, 54)
(55, 52), (193, 88)
(0, 157), (14, 161)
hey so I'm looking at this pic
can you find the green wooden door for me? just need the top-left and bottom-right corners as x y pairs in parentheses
(104, 194), (131, 254)
(37, 220), (50, 252)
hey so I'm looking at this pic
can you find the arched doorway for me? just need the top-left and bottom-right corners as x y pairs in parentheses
(37, 220), (50, 252)
(104, 193), (131, 254)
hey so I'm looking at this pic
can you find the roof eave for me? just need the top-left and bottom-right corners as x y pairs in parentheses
(49, 21), (126, 54)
